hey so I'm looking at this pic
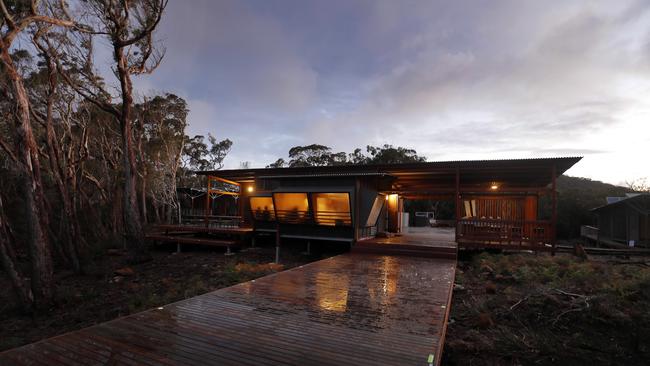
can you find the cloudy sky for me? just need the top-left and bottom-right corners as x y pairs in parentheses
(131, 0), (650, 185)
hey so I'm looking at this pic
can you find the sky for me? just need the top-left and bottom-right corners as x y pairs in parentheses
(129, 0), (650, 185)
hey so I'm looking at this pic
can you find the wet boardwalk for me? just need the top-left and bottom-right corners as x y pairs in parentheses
(0, 253), (456, 366)
(354, 228), (458, 259)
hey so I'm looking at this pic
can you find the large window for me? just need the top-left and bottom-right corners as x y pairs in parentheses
(312, 193), (351, 226)
(273, 193), (311, 223)
(250, 197), (275, 221)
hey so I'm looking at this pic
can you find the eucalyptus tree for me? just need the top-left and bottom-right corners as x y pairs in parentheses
(57, 0), (168, 262)
(0, 0), (80, 310)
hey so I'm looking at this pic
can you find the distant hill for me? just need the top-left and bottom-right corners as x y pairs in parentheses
(556, 175), (632, 238)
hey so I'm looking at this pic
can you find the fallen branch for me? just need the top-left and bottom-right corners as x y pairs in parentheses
(552, 291), (591, 326)
(510, 295), (532, 310)
(554, 289), (587, 298)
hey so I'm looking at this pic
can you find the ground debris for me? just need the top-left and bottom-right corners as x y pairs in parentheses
(443, 252), (650, 366)
(114, 267), (135, 277)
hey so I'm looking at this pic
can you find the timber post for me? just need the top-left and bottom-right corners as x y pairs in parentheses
(354, 177), (360, 243)
(275, 222), (280, 264)
(455, 168), (461, 240)
(551, 165), (557, 255)
(204, 175), (210, 228)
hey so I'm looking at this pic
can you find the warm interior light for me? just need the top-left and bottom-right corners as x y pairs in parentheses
(312, 193), (351, 226)
(385, 194), (389, 200)
(247, 186), (254, 193)
(490, 184), (499, 190)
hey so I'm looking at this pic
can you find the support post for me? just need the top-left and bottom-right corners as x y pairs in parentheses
(455, 168), (461, 241)
(176, 242), (181, 253)
(354, 178), (360, 243)
(551, 165), (557, 255)
(205, 175), (211, 228)
(238, 183), (246, 228)
(307, 240), (311, 255)
(275, 223), (280, 264)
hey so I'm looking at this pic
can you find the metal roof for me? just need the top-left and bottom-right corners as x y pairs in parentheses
(592, 193), (650, 213)
(197, 157), (582, 194)
(257, 172), (393, 179)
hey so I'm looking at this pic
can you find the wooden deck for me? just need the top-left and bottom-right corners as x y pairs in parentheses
(354, 228), (458, 259)
(0, 253), (455, 366)
(154, 225), (254, 236)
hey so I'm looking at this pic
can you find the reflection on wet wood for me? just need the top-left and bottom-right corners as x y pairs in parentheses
(0, 253), (455, 366)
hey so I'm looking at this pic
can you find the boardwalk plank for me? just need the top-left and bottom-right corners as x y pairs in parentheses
(0, 253), (455, 366)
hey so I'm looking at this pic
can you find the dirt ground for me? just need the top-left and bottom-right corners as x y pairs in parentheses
(442, 251), (650, 366)
(0, 239), (341, 352)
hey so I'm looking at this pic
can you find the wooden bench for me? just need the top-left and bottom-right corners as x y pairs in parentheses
(145, 234), (239, 254)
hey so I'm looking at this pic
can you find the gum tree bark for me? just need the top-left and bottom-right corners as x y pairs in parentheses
(0, 0), (77, 309)
(0, 38), (54, 307)
(57, 0), (168, 262)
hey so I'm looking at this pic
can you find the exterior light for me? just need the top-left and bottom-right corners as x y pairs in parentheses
(490, 184), (499, 190)
(247, 186), (254, 193)
(385, 194), (389, 200)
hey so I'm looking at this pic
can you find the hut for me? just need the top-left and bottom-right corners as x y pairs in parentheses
(196, 157), (581, 252)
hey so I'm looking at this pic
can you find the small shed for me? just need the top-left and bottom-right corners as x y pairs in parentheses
(592, 193), (650, 248)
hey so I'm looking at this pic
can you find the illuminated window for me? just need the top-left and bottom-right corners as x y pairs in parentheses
(250, 197), (275, 221)
(312, 193), (351, 226)
(273, 193), (311, 224)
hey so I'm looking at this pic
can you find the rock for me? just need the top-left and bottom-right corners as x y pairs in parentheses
(112, 276), (123, 283)
(485, 281), (497, 294)
(114, 267), (135, 277)
(454, 284), (466, 291)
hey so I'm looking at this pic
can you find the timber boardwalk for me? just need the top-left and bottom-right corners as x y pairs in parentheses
(0, 252), (455, 366)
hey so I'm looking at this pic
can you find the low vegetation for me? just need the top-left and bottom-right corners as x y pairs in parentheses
(444, 252), (650, 365)
(0, 243), (322, 352)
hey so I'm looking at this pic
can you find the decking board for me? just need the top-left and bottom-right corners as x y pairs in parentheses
(0, 253), (455, 366)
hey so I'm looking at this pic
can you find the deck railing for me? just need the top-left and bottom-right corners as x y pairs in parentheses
(251, 210), (276, 222)
(580, 225), (599, 240)
(181, 214), (243, 228)
(357, 226), (377, 240)
(275, 210), (314, 224)
(457, 219), (553, 247)
(314, 210), (352, 226)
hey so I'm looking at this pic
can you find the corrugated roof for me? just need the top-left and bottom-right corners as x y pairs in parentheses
(258, 172), (392, 179)
(593, 193), (650, 213)
(196, 157), (582, 192)
(197, 157), (582, 176)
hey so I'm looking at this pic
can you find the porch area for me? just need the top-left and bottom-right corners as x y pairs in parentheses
(354, 227), (457, 259)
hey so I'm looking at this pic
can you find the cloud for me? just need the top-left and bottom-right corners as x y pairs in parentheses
(137, 0), (650, 183)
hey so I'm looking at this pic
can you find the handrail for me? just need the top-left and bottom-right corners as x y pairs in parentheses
(458, 219), (553, 246)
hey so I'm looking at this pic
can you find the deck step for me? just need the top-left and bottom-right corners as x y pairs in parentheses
(353, 242), (457, 259)
(145, 234), (238, 247)
(356, 242), (457, 252)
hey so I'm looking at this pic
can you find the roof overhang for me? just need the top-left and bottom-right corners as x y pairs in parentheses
(197, 157), (582, 195)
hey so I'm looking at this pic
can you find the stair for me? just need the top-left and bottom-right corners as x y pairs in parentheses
(352, 241), (457, 259)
